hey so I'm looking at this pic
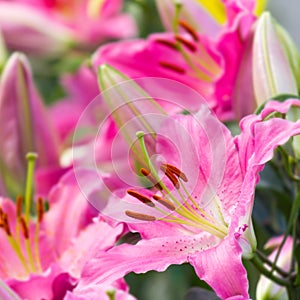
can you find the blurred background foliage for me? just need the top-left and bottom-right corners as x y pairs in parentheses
(21, 1), (298, 299)
(32, 0), (164, 105)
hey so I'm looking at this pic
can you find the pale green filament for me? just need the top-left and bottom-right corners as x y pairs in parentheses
(15, 220), (21, 246)
(34, 222), (43, 272)
(25, 238), (36, 272)
(7, 235), (30, 274)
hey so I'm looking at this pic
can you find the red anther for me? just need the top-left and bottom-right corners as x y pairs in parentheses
(179, 20), (199, 42)
(140, 168), (163, 191)
(160, 165), (180, 189)
(162, 163), (188, 182)
(125, 210), (156, 221)
(140, 168), (150, 176)
(127, 190), (155, 207)
(156, 39), (179, 51)
(152, 195), (176, 211)
(2, 214), (11, 236)
(175, 35), (197, 52)
(20, 216), (29, 239)
(37, 197), (44, 223)
(16, 195), (23, 219)
(159, 62), (186, 74)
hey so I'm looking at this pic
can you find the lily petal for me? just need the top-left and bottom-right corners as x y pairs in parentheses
(236, 99), (300, 174)
(79, 233), (217, 286)
(189, 237), (249, 299)
(59, 220), (124, 278)
(44, 171), (97, 257)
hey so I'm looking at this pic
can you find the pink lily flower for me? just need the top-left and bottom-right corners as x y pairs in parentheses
(76, 94), (300, 299)
(0, 52), (60, 197)
(0, 0), (136, 57)
(0, 170), (134, 299)
(92, 0), (257, 120)
(256, 236), (293, 300)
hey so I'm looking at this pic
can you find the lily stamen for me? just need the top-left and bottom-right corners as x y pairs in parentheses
(16, 195), (23, 244)
(34, 197), (44, 273)
(152, 195), (176, 211)
(155, 39), (179, 51)
(20, 216), (29, 239)
(179, 19), (199, 42)
(140, 168), (163, 190)
(125, 210), (156, 221)
(127, 190), (155, 207)
(160, 165), (180, 189)
(0, 209), (30, 273)
(16, 196), (23, 219)
(175, 35), (197, 52)
(130, 131), (228, 238)
(162, 163), (188, 182)
(159, 61), (186, 74)
(20, 216), (36, 272)
(174, 14), (221, 80)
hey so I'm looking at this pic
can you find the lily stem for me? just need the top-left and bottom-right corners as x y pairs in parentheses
(250, 254), (290, 287)
(256, 249), (289, 278)
(271, 191), (300, 273)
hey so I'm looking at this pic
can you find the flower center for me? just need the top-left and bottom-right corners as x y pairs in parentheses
(125, 132), (228, 239)
(157, 2), (222, 83)
(0, 153), (44, 278)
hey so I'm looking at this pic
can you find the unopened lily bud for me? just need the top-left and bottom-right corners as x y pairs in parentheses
(97, 64), (166, 153)
(275, 23), (300, 92)
(0, 53), (59, 197)
(253, 12), (298, 105)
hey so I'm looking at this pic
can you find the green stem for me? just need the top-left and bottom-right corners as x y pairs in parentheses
(24, 152), (37, 224)
(287, 284), (298, 300)
(256, 249), (289, 277)
(290, 215), (298, 273)
(272, 191), (300, 273)
(250, 254), (290, 287)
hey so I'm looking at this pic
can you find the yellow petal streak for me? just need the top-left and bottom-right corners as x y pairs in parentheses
(87, 0), (105, 19)
(255, 0), (268, 16)
(196, 0), (226, 24)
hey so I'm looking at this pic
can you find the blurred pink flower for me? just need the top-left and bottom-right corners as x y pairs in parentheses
(0, 170), (134, 300)
(92, 0), (257, 120)
(0, 0), (136, 56)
